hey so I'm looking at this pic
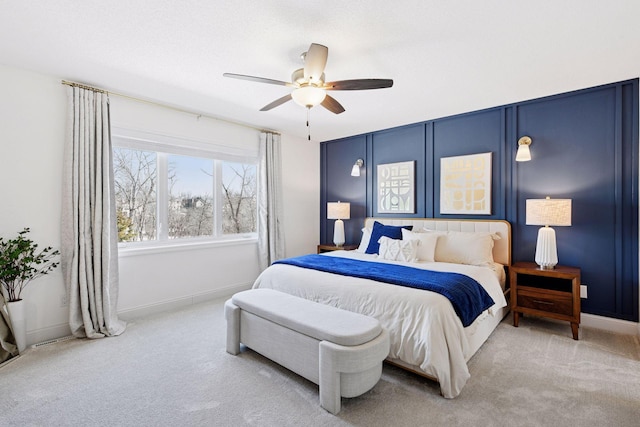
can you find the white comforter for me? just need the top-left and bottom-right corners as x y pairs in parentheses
(252, 250), (507, 398)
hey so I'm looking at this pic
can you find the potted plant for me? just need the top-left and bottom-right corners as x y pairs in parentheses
(0, 228), (60, 352)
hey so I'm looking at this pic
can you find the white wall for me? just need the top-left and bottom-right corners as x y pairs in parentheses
(281, 133), (320, 257)
(0, 64), (320, 345)
(0, 65), (67, 344)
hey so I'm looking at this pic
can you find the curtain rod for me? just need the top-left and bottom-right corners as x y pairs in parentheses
(60, 79), (279, 135)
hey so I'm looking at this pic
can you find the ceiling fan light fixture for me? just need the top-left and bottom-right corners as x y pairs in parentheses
(224, 43), (393, 116)
(291, 85), (326, 108)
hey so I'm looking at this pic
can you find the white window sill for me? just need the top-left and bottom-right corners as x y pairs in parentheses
(118, 235), (257, 257)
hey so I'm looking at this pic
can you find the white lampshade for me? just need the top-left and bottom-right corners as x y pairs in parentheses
(351, 159), (364, 177)
(516, 136), (532, 162)
(526, 198), (572, 226)
(515, 144), (531, 162)
(327, 202), (350, 220)
(327, 202), (350, 247)
(526, 197), (572, 269)
(291, 86), (326, 108)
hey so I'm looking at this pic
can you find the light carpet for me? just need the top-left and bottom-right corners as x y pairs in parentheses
(1, 297), (639, 426)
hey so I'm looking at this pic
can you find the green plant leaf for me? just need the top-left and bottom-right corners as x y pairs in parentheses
(0, 228), (60, 301)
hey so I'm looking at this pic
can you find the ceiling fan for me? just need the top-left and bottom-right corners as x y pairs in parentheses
(223, 43), (393, 115)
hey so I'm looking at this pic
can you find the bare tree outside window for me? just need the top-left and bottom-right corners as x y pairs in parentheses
(113, 148), (157, 241)
(113, 147), (257, 243)
(168, 154), (214, 239)
(222, 162), (257, 234)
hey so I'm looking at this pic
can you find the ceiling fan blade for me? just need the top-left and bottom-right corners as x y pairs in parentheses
(223, 73), (294, 87)
(324, 79), (394, 90)
(260, 94), (292, 111)
(321, 95), (345, 114)
(303, 43), (328, 84)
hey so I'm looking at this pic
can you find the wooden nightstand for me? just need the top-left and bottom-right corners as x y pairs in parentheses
(510, 261), (581, 340)
(317, 244), (358, 254)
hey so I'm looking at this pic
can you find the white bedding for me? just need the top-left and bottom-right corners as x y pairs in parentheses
(252, 250), (507, 398)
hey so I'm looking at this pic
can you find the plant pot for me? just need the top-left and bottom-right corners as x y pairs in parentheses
(7, 300), (26, 353)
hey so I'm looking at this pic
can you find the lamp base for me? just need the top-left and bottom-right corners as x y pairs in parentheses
(333, 219), (345, 247)
(535, 226), (558, 269)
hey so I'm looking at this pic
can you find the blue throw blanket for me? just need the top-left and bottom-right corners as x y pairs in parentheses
(273, 254), (494, 327)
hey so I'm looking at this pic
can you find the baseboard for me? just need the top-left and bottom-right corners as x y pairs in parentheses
(26, 322), (72, 349)
(581, 313), (640, 336)
(24, 283), (253, 347)
(117, 282), (252, 320)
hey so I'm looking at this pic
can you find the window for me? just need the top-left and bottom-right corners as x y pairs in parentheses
(113, 141), (257, 246)
(167, 154), (214, 239)
(114, 147), (157, 242)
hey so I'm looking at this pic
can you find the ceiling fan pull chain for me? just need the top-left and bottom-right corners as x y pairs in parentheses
(307, 106), (311, 140)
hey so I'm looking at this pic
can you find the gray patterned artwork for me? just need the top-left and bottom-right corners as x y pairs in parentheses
(377, 161), (415, 213)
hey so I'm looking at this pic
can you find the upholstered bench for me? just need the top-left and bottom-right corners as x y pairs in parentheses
(225, 289), (390, 414)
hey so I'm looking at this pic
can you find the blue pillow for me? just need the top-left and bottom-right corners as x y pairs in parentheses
(365, 221), (413, 254)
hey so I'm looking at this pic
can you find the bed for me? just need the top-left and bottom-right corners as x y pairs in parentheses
(252, 217), (511, 398)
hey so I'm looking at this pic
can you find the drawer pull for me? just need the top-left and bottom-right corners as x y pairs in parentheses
(532, 300), (554, 305)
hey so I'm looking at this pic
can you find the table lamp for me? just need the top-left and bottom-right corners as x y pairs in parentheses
(526, 197), (572, 269)
(327, 201), (350, 247)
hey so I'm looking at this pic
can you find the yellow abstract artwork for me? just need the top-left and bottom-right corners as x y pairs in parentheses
(440, 152), (492, 214)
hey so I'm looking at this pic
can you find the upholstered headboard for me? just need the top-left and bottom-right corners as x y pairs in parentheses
(364, 218), (511, 266)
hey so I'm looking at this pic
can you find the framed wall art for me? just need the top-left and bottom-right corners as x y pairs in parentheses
(440, 152), (492, 215)
(377, 161), (415, 213)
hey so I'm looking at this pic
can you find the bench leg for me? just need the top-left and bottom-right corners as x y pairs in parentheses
(224, 300), (241, 355)
(318, 330), (390, 415)
(319, 342), (342, 415)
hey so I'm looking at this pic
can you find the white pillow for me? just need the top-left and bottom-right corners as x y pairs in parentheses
(407, 227), (431, 233)
(434, 231), (499, 266)
(378, 236), (419, 262)
(356, 227), (372, 253)
(401, 228), (440, 262)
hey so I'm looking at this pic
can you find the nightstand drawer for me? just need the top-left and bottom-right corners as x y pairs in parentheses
(517, 290), (572, 316)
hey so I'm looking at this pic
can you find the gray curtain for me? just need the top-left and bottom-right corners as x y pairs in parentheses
(258, 132), (286, 271)
(61, 86), (126, 339)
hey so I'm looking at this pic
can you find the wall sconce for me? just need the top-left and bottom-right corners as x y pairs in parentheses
(327, 201), (350, 246)
(516, 136), (532, 162)
(351, 159), (364, 177)
(526, 196), (572, 269)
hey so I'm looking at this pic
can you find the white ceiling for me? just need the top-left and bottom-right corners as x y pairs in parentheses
(1, 1), (638, 142)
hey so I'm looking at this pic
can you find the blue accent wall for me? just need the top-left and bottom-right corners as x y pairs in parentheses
(320, 79), (639, 322)
(370, 124), (427, 217)
(321, 135), (367, 246)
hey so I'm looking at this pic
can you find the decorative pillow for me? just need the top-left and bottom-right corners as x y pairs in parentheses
(365, 221), (413, 254)
(433, 231), (499, 266)
(378, 236), (419, 262)
(408, 227), (430, 233)
(356, 227), (372, 253)
(401, 229), (440, 262)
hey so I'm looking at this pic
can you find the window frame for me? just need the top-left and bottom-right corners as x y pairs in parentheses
(112, 128), (259, 253)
